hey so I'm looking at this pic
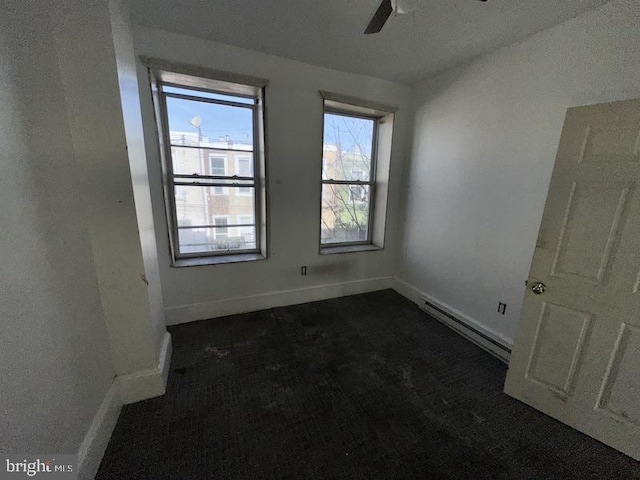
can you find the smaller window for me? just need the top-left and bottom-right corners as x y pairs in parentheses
(212, 216), (230, 251)
(319, 91), (396, 254)
(321, 112), (376, 246)
(349, 170), (367, 204)
(209, 156), (227, 195)
(209, 156), (226, 175)
(213, 216), (229, 238)
(235, 156), (253, 196)
(349, 185), (368, 204)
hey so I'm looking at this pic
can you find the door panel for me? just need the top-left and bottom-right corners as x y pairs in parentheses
(505, 99), (640, 461)
(526, 302), (591, 396)
(597, 324), (640, 427)
(579, 124), (640, 163)
(551, 182), (631, 283)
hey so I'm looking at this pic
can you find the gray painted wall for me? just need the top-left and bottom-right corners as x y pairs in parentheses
(400, 0), (640, 344)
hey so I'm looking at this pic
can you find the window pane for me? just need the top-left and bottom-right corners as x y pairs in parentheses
(322, 113), (374, 181)
(213, 217), (229, 235)
(209, 156), (226, 176)
(170, 147), (253, 177)
(321, 184), (370, 244)
(166, 96), (254, 148)
(174, 186), (256, 228)
(178, 226), (256, 254)
(163, 85), (255, 105)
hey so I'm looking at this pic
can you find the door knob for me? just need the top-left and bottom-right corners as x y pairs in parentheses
(531, 282), (546, 295)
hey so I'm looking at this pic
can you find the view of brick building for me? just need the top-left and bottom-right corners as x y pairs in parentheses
(169, 131), (256, 253)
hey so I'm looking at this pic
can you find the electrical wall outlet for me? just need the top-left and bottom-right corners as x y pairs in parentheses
(301, 266), (307, 276)
(497, 302), (507, 315)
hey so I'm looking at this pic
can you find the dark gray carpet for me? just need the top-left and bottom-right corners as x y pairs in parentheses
(96, 290), (639, 479)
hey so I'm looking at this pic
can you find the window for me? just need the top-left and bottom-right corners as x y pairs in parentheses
(149, 62), (268, 263)
(209, 156), (227, 195)
(235, 156), (253, 195)
(213, 216), (229, 238)
(348, 170), (367, 204)
(321, 112), (376, 245)
(319, 91), (396, 253)
(349, 185), (367, 204)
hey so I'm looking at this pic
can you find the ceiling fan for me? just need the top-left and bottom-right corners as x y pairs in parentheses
(364, 0), (488, 34)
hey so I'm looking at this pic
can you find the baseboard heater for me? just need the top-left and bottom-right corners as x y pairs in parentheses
(420, 298), (511, 363)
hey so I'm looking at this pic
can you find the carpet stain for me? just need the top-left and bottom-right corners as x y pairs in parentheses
(204, 346), (230, 358)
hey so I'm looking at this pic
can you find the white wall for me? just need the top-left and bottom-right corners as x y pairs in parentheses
(134, 27), (412, 323)
(400, 0), (640, 345)
(1, 1), (172, 470)
(109, 0), (167, 359)
(0, 0), (114, 454)
(53, 1), (167, 380)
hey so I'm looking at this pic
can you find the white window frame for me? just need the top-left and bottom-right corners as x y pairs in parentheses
(146, 59), (269, 265)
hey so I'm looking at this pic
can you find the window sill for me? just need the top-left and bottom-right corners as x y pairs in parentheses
(172, 252), (265, 268)
(320, 244), (383, 255)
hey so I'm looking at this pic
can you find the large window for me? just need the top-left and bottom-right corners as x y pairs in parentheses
(151, 65), (267, 262)
(319, 92), (396, 253)
(321, 112), (376, 245)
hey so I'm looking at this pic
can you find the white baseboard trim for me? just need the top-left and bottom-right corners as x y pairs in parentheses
(77, 382), (122, 480)
(117, 331), (172, 404)
(165, 276), (394, 325)
(392, 277), (512, 363)
(158, 331), (173, 386)
(76, 332), (172, 479)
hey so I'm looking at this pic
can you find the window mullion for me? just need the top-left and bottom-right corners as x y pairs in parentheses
(177, 224), (256, 229)
(174, 174), (255, 181)
(169, 143), (254, 154)
(321, 180), (373, 186)
(163, 91), (256, 110)
(173, 182), (256, 188)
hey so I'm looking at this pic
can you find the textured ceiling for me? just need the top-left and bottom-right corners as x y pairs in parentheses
(130, 0), (609, 84)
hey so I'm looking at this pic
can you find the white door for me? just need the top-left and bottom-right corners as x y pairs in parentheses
(505, 99), (640, 460)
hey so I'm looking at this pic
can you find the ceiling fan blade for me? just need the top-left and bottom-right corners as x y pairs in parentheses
(364, 0), (393, 34)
